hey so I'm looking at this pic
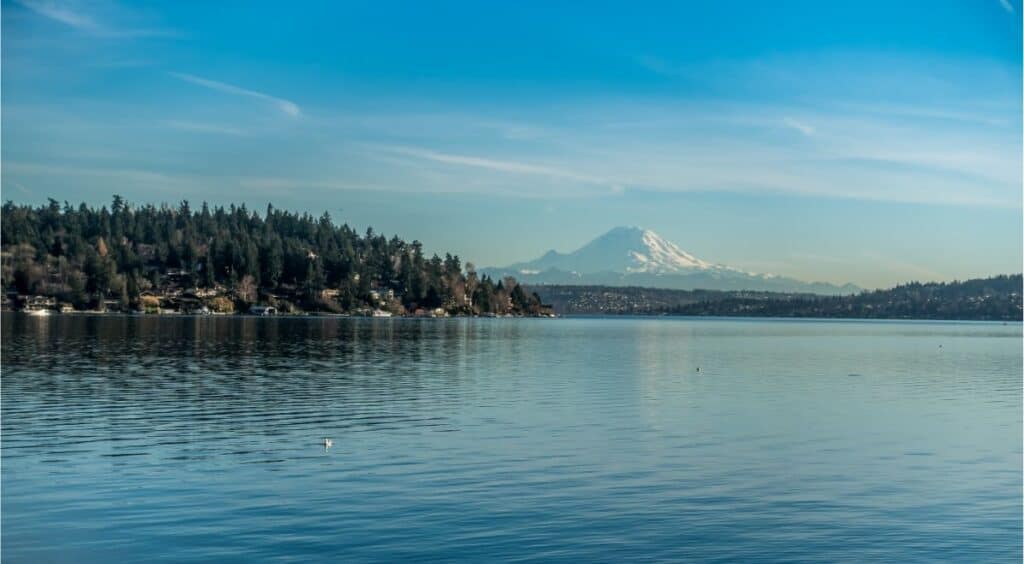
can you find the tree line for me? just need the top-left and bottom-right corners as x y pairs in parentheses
(1, 197), (547, 315)
(534, 275), (1023, 321)
(657, 275), (1022, 320)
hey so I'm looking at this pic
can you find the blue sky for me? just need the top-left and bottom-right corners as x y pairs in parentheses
(2, 0), (1021, 288)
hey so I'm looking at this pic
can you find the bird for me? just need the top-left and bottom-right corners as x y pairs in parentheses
(696, 366), (701, 372)
(323, 438), (333, 449)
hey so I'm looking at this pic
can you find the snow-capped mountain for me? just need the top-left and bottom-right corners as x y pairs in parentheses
(485, 226), (859, 295)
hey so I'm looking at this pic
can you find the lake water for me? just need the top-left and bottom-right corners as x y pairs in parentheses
(2, 314), (1021, 562)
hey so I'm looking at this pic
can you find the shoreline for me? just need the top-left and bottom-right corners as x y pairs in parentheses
(2, 310), (556, 320)
(3, 311), (1017, 324)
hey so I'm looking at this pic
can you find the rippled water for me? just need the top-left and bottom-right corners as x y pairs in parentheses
(2, 314), (1021, 562)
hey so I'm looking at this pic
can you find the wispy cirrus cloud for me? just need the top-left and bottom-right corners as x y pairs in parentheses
(350, 98), (1019, 208)
(16, 0), (96, 29)
(782, 117), (816, 136)
(169, 72), (301, 117)
(373, 145), (607, 184)
(998, 0), (1014, 13)
(830, 101), (1011, 127)
(165, 120), (247, 136)
(4, 160), (187, 187)
(15, 0), (178, 38)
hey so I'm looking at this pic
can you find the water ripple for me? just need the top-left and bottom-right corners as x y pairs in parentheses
(2, 314), (1021, 562)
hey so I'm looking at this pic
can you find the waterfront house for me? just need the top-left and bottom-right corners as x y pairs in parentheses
(26, 295), (57, 311)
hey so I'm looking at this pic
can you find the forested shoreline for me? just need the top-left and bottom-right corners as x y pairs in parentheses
(534, 276), (1023, 321)
(1, 198), (552, 316)
(3, 198), (1019, 320)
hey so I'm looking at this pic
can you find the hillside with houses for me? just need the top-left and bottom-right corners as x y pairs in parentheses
(1, 198), (554, 317)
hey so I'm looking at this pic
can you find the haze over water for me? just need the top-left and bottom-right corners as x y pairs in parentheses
(2, 315), (1021, 562)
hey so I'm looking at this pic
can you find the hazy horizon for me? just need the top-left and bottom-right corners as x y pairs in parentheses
(3, 1), (1022, 288)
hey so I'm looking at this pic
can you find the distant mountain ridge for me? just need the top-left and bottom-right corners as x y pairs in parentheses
(486, 226), (860, 295)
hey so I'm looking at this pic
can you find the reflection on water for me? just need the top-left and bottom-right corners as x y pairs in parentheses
(2, 314), (1021, 562)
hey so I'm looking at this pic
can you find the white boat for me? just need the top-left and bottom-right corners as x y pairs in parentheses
(371, 309), (392, 317)
(27, 308), (51, 316)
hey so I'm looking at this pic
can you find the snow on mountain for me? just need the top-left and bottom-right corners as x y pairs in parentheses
(502, 226), (729, 275)
(486, 226), (859, 295)
(628, 228), (713, 273)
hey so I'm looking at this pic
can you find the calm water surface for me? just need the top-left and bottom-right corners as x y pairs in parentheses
(2, 315), (1021, 562)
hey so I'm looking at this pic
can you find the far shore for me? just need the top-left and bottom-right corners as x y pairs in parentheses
(5, 310), (1019, 324)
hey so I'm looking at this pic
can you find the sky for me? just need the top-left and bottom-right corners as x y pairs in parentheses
(2, 0), (1021, 289)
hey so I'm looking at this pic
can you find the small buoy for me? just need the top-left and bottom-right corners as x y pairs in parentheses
(696, 366), (701, 372)
(323, 438), (333, 449)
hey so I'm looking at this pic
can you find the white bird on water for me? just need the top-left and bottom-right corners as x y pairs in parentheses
(323, 438), (333, 449)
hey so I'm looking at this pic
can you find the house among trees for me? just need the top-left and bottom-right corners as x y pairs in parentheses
(26, 295), (56, 311)
(1, 197), (553, 317)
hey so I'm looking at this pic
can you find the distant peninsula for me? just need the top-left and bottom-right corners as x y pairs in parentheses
(533, 276), (1023, 321)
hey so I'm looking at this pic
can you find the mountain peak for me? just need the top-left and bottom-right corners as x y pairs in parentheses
(598, 225), (647, 240)
(499, 226), (717, 276)
(586, 226), (714, 274)
(487, 227), (859, 295)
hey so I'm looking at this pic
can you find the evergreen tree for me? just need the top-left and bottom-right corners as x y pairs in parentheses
(0, 197), (565, 316)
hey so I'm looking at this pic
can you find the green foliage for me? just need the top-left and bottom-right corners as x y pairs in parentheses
(1, 196), (544, 315)
(537, 276), (1023, 321)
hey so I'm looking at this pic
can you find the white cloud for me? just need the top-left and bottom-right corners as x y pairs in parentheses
(165, 120), (247, 136)
(998, 0), (1014, 13)
(169, 72), (301, 117)
(782, 117), (816, 136)
(15, 0), (178, 38)
(236, 177), (387, 193)
(373, 145), (607, 184)
(342, 99), (1020, 206)
(17, 0), (97, 30)
(4, 161), (183, 185)
(7, 181), (33, 196)
(831, 101), (1011, 127)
